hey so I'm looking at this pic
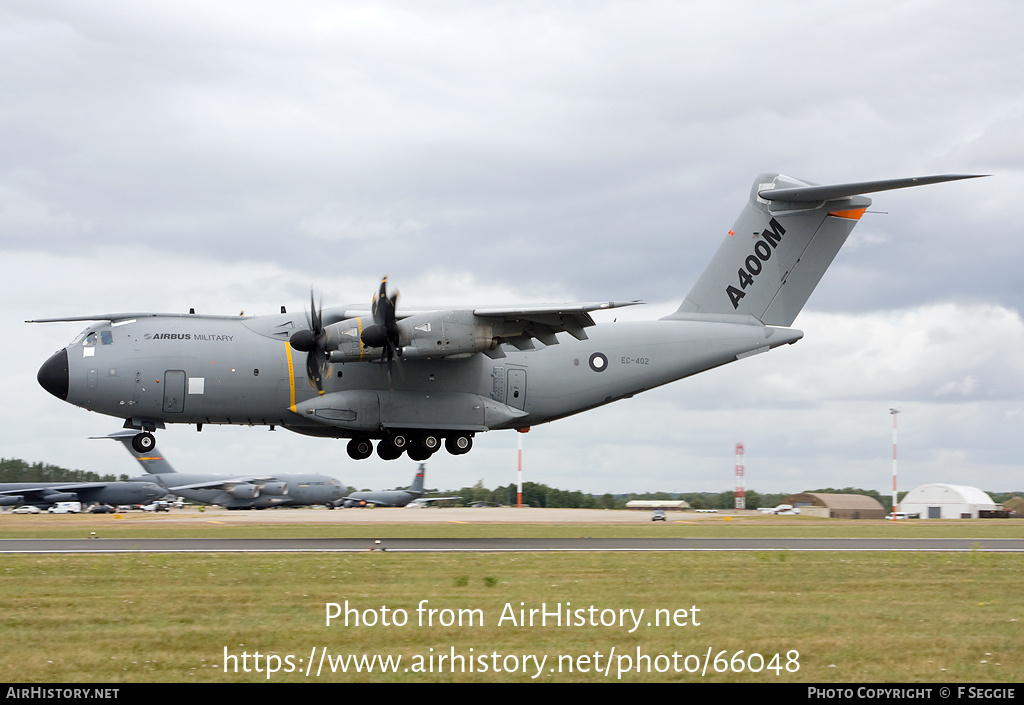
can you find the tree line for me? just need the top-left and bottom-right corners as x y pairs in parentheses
(0, 458), (129, 484)
(446, 480), (1022, 512)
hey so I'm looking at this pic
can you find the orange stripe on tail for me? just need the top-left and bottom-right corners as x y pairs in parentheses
(829, 208), (867, 220)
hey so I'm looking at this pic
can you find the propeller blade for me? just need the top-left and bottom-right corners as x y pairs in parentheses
(371, 277), (397, 326)
(306, 347), (327, 392)
(362, 277), (401, 363)
(310, 288), (322, 335)
(292, 286), (329, 391)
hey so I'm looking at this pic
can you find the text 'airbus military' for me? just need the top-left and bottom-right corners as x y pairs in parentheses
(31, 173), (983, 461)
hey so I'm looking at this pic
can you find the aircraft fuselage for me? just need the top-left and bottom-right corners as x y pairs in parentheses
(133, 471), (346, 509)
(38, 311), (800, 456)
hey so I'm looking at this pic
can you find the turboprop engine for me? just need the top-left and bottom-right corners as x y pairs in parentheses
(326, 310), (498, 363)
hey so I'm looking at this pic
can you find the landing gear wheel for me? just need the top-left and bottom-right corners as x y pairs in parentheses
(132, 432), (156, 453)
(347, 438), (373, 460)
(408, 434), (441, 461)
(376, 443), (400, 461)
(445, 434), (473, 455)
(376, 434), (408, 461)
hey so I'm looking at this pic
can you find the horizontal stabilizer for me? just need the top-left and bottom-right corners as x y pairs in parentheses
(759, 174), (986, 203)
(674, 172), (987, 327)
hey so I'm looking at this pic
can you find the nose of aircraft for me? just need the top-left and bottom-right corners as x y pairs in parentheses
(38, 348), (69, 400)
(144, 483), (165, 501)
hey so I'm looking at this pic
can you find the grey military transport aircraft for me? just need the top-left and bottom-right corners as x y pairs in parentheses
(32, 173), (982, 462)
(337, 464), (460, 508)
(98, 430), (346, 509)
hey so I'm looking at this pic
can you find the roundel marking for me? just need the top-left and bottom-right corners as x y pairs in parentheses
(588, 352), (608, 372)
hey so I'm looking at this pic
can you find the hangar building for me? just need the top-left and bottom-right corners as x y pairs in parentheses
(784, 492), (886, 519)
(625, 500), (691, 511)
(899, 483), (998, 519)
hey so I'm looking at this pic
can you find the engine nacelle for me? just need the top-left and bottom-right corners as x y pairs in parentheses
(259, 482), (288, 496)
(324, 318), (382, 363)
(325, 311), (497, 362)
(228, 484), (260, 499)
(40, 492), (77, 503)
(0, 495), (23, 506)
(397, 311), (497, 358)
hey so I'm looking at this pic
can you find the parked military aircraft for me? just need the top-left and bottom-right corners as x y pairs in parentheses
(98, 430), (346, 509)
(0, 479), (165, 509)
(759, 503), (800, 515)
(33, 173), (982, 461)
(337, 464), (460, 507)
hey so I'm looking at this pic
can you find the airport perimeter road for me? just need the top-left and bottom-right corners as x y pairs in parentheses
(1, 537), (1023, 553)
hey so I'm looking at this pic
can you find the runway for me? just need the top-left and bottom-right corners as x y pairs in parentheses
(2, 536), (1023, 553)
(5, 507), (1021, 552)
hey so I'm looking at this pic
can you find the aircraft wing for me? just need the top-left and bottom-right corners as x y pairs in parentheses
(0, 483), (108, 502)
(161, 476), (276, 492)
(338, 300), (641, 329)
(322, 299), (642, 358)
(411, 495), (462, 504)
(0, 483), (110, 494)
(471, 301), (642, 349)
(26, 312), (252, 324)
(339, 496), (403, 508)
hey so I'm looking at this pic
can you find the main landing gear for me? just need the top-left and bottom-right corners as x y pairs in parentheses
(131, 432), (156, 454)
(346, 433), (473, 461)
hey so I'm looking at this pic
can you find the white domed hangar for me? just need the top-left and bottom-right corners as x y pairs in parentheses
(899, 484), (1000, 519)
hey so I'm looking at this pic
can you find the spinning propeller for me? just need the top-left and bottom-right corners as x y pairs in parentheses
(359, 277), (400, 366)
(288, 289), (329, 392)
(288, 278), (401, 392)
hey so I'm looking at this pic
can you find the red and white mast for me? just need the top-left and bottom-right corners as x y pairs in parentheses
(735, 442), (746, 510)
(889, 409), (899, 519)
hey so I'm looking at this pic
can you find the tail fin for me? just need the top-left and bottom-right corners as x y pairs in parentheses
(93, 430), (178, 475)
(408, 464), (426, 495)
(672, 173), (984, 326)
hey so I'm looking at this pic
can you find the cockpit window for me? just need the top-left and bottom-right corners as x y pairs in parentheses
(81, 330), (113, 347)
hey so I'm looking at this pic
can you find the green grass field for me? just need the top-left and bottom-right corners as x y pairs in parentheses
(1, 516), (1021, 683)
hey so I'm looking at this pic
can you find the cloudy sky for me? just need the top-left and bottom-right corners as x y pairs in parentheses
(3, 1), (1022, 497)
